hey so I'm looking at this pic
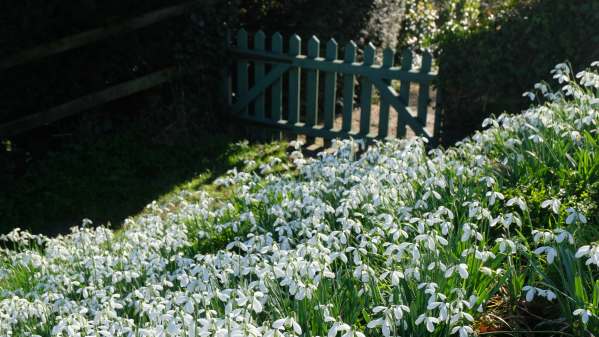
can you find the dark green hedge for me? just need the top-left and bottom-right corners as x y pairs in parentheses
(436, 0), (599, 145)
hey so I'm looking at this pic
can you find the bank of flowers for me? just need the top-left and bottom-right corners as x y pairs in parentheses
(1, 62), (598, 336)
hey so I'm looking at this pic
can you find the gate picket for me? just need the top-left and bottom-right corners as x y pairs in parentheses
(397, 50), (413, 138)
(417, 53), (432, 126)
(342, 41), (357, 133)
(270, 33), (283, 122)
(359, 43), (375, 136)
(288, 35), (301, 125)
(254, 31), (266, 120)
(236, 29), (249, 116)
(323, 39), (338, 131)
(378, 48), (394, 138)
(306, 36), (320, 128)
(225, 30), (439, 146)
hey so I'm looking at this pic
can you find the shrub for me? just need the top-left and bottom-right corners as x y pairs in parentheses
(436, 0), (599, 144)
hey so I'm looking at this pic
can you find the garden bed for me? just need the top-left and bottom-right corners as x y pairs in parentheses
(1, 62), (598, 336)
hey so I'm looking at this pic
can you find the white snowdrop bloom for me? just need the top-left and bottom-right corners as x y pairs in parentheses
(573, 308), (593, 325)
(540, 199), (561, 215)
(415, 314), (440, 333)
(522, 91), (536, 101)
(533, 246), (558, 264)
(534, 83), (548, 95)
(485, 191), (504, 206)
(528, 134), (544, 143)
(565, 208), (587, 225)
(272, 317), (302, 335)
(506, 197), (527, 211)
(575, 243), (599, 267)
(496, 238), (517, 254)
(522, 286), (538, 302)
(444, 264), (469, 279)
(553, 228), (574, 244)
(451, 325), (474, 337)
(550, 63), (570, 84)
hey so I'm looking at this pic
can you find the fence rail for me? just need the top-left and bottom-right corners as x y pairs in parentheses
(0, 1), (210, 137)
(224, 30), (440, 144)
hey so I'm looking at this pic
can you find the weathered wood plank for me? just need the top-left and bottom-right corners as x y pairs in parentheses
(228, 48), (437, 81)
(236, 29), (249, 116)
(342, 41), (357, 132)
(254, 31), (266, 120)
(397, 50), (413, 138)
(323, 39), (338, 130)
(417, 52), (432, 125)
(377, 48), (394, 138)
(288, 35), (301, 125)
(0, 67), (176, 137)
(270, 32), (284, 122)
(371, 76), (431, 138)
(305, 36), (320, 128)
(231, 64), (291, 114)
(359, 43), (375, 136)
(0, 0), (210, 70)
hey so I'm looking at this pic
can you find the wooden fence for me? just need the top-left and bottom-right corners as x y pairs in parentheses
(0, 0), (210, 138)
(224, 30), (440, 144)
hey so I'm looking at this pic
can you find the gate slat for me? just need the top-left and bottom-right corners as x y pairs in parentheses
(323, 39), (338, 130)
(342, 41), (357, 133)
(270, 32), (283, 122)
(359, 43), (375, 136)
(397, 50), (413, 138)
(306, 36), (320, 128)
(417, 52), (432, 126)
(254, 31), (266, 120)
(231, 64), (291, 114)
(378, 48), (394, 138)
(288, 34), (301, 125)
(236, 29), (249, 116)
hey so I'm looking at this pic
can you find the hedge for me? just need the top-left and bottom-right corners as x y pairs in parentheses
(436, 0), (599, 145)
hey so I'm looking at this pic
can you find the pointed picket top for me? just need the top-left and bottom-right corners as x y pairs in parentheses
(363, 42), (376, 66)
(271, 32), (283, 54)
(420, 52), (433, 73)
(307, 36), (320, 58)
(326, 38), (338, 60)
(254, 31), (265, 50)
(237, 29), (248, 49)
(400, 49), (413, 70)
(382, 48), (394, 68)
(289, 34), (302, 56)
(344, 40), (357, 63)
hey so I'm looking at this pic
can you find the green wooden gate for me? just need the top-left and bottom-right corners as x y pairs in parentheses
(223, 30), (440, 143)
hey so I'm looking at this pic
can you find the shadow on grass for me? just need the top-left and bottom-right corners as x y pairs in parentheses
(0, 126), (284, 236)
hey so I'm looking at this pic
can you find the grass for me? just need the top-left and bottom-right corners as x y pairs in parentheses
(0, 126), (288, 236)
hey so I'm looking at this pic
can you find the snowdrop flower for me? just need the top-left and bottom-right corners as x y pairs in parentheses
(415, 314), (440, 333)
(522, 91), (536, 101)
(444, 264), (469, 279)
(573, 308), (593, 325)
(533, 246), (558, 264)
(272, 317), (302, 335)
(554, 228), (574, 244)
(565, 208), (587, 225)
(485, 191), (504, 206)
(328, 322), (365, 337)
(575, 243), (599, 267)
(540, 198), (561, 215)
(451, 325), (474, 337)
(506, 197), (527, 211)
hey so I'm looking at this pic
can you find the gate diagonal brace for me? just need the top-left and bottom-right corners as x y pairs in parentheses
(370, 77), (432, 139)
(231, 64), (291, 115)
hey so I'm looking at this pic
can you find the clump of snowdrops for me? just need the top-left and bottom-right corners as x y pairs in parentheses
(1, 61), (598, 337)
